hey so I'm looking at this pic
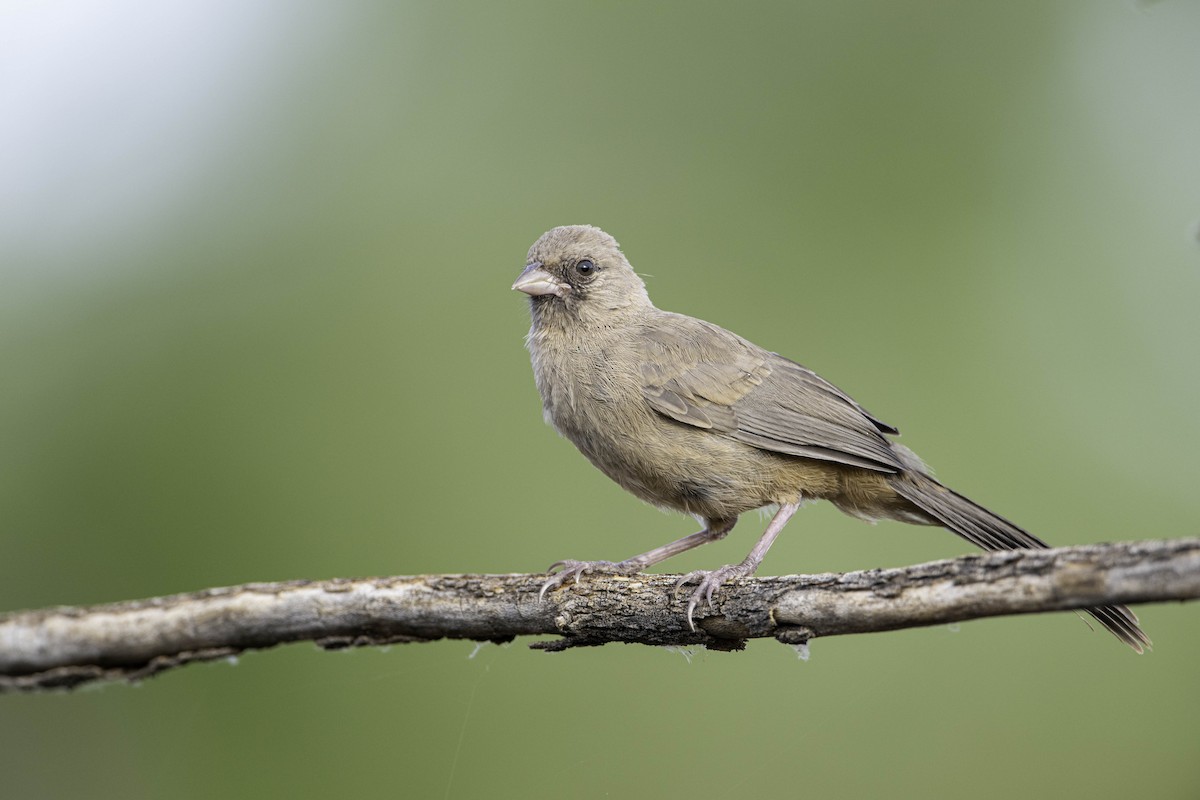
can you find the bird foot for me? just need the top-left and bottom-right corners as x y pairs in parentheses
(674, 564), (753, 631)
(538, 559), (641, 602)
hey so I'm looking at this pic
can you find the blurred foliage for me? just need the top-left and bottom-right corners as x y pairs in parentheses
(2, 1), (1198, 798)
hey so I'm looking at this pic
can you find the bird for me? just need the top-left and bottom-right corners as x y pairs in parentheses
(512, 224), (1148, 652)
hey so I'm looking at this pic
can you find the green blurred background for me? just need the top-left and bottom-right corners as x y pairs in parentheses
(2, 1), (1198, 797)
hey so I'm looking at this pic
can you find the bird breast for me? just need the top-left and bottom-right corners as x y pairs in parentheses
(525, 323), (781, 518)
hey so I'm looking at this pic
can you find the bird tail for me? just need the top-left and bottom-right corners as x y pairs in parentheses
(889, 472), (1150, 653)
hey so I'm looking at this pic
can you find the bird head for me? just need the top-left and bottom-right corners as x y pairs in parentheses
(513, 225), (651, 327)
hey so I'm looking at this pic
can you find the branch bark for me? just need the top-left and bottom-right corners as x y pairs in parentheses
(2, 538), (1197, 692)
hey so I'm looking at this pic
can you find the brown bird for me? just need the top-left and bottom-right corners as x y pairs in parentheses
(513, 224), (1148, 651)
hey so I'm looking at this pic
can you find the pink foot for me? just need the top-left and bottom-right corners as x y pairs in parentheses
(674, 563), (754, 630)
(538, 560), (641, 602)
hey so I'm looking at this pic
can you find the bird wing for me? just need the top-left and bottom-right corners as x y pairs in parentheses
(637, 313), (902, 473)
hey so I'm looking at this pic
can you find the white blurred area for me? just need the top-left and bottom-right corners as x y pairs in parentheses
(0, 1), (335, 290)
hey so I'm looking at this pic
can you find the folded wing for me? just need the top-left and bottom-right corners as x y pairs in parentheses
(637, 314), (902, 473)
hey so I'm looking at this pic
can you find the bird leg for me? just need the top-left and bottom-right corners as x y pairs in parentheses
(675, 500), (801, 630)
(538, 517), (738, 602)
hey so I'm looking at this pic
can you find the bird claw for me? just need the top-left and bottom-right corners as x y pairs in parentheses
(674, 564), (752, 631)
(538, 560), (629, 602)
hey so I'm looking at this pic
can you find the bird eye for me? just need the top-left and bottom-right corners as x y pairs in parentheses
(575, 259), (596, 276)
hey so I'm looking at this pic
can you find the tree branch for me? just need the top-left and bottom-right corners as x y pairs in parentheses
(2, 538), (1197, 692)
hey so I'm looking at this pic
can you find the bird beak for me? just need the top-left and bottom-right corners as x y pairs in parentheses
(512, 262), (569, 297)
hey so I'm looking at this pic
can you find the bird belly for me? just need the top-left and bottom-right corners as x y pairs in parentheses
(554, 402), (814, 521)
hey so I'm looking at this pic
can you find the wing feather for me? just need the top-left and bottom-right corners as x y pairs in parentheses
(637, 313), (901, 473)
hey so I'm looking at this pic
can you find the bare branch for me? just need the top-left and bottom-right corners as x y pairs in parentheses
(2, 538), (1197, 692)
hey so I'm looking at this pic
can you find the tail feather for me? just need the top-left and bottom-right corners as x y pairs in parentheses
(890, 473), (1150, 653)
